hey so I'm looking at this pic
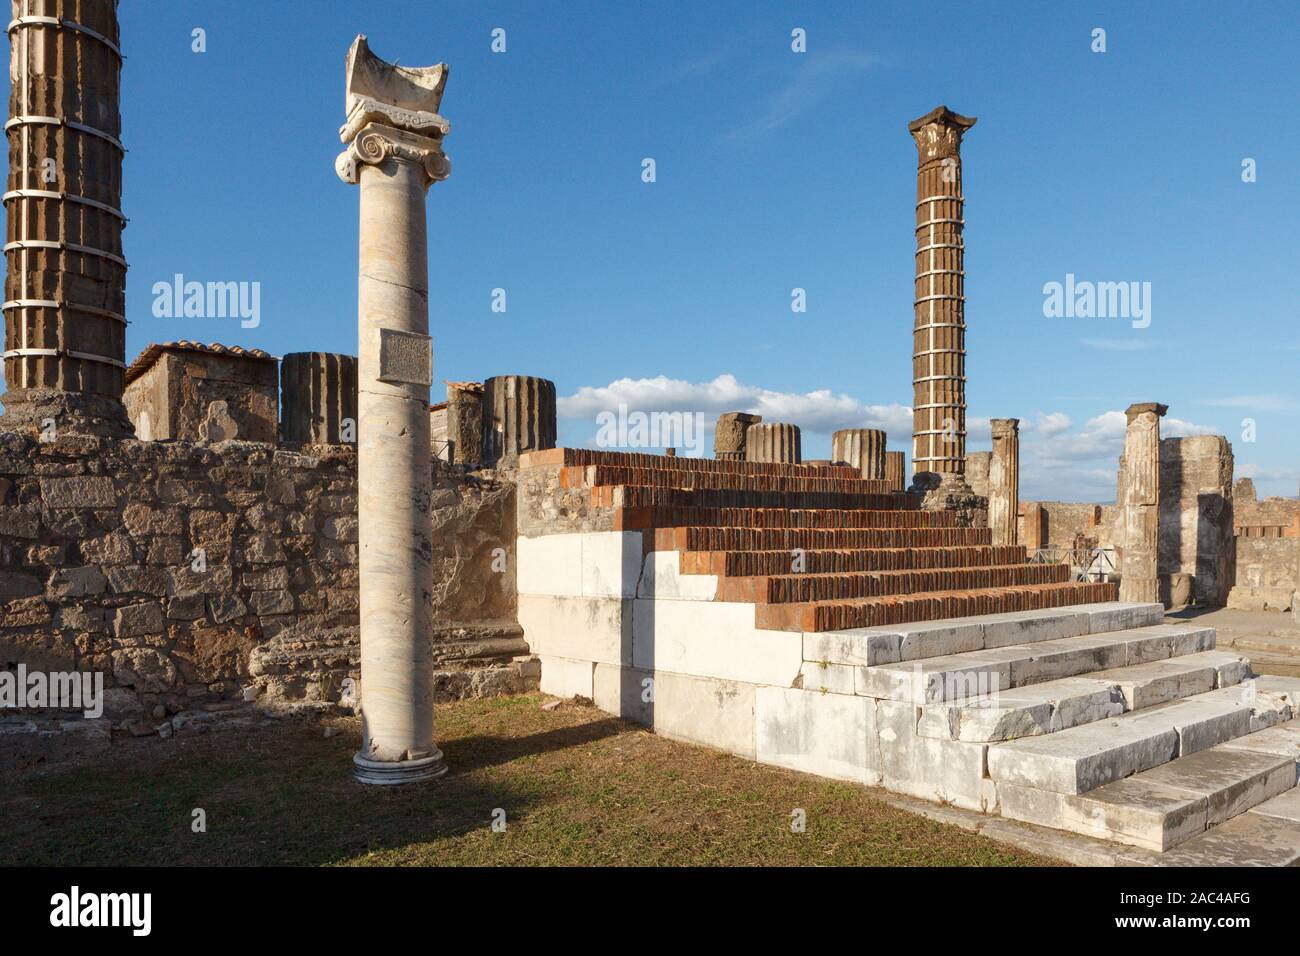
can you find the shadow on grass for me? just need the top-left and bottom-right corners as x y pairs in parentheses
(0, 714), (624, 867)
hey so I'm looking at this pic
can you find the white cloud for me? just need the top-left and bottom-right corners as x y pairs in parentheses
(1028, 412), (1072, 437)
(559, 374), (911, 436)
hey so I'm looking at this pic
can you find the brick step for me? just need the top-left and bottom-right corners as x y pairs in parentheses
(857, 622), (1218, 704)
(683, 545), (1027, 577)
(1001, 720), (1300, 853)
(661, 525), (992, 552)
(916, 650), (1252, 742)
(600, 485), (911, 512)
(989, 675), (1300, 797)
(754, 580), (1117, 631)
(719, 563), (1069, 604)
(520, 447), (861, 480)
(567, 464), (894, 496)
(622, 506), (952, 533)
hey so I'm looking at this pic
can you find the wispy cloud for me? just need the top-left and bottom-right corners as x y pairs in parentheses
(1079, 338), (1155, 352)
(725, 49), (878, 141)
(1195, 394), (1298, 411)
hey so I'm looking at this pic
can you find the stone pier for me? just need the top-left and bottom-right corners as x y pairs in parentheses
(446, 381), (484, 465)
(1022, 502), (1047, 554)
(1, 0), (131, 436)
(832, 428), (886, 480)
(714, 411), (760, 460)
(336, 35), (452, 784)
(745, 422), (801, 464)
(989, 418), (1020, 546)
(885, 451), (906, 492)
(280, 352), (358, 445)
(908, 105), (975, 481)
(1118, 402), (1168, 605)
(482, 375), (556, 467)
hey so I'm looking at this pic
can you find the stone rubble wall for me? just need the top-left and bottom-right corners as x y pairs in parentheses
(0, 432), (525, 722)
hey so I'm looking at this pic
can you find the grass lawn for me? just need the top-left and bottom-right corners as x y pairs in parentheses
(1, 693), (1058, 866)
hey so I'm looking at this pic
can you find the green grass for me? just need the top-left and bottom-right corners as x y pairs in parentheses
(1, 693), (1058, 866)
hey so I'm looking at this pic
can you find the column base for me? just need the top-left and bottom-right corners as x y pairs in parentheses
(353, 748), (448, 785)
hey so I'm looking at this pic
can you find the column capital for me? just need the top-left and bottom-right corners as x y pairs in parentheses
(335, 36), (451, 187)
(336, 121), (451, 186)
(990, 418), (1020, 436)
(907, 104), (976, 163)
(1125, 402), (1168, 423)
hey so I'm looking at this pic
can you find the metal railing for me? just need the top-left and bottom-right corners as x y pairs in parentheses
(1030, 546), (1116, 583)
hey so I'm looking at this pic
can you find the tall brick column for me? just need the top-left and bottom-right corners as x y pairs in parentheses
(908, 105), (975, 480)
(336, 35), (452, 784)
(1, 0), (131, 436)
(1118, 402), (1167, 605)
(988, 418), (1020, 546)
(832, 428), (886, 480)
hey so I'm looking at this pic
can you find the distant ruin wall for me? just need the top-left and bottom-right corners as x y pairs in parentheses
(0, 433), (518, 713)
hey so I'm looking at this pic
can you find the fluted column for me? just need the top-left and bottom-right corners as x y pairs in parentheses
(1118, 402), (1167, 605)
(885, 451), (906, 492)
(280, 352), (358, 444)
(336, 35), (452, 784)
(989, 418), (1020, 546)
(745, 422), (800, 463)
(1, 0), (131, 436)
(832, 428), (886, 480)
(908, 105), (975, 480)
(482, 375), (556, 467)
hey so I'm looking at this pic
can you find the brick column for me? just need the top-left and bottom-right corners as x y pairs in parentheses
(1, 0), (131, 436)
(1118, 402), (1167, 605)
(831, 428), (886, 479)
(884, 451), (906, 492)
(989, 418), (1020, 546)
(908, 105), (975, 480)
(336, 35), (452, 785)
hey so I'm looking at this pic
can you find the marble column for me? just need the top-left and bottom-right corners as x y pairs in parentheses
(336, 35), (451, 785)
(1118, 402), (1167, 605)
(908, 105), (975, 481)
(832, 428), (886, 480)
(745, 422), (801, 463)
(989, 418), (1020, 546)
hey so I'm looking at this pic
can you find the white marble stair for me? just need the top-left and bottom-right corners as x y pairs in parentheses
(916, 650), (1252, 743)
(999, 717), (1300, 852)
(857, 622), (1216, 704)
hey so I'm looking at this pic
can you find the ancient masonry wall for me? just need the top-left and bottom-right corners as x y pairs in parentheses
(0, 433), (524, 717)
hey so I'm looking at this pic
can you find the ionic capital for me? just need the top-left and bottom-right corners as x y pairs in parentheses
(335, 122), (451, 187)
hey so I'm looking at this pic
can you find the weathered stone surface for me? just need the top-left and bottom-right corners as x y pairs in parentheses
(114, 603), (165, 638)
(745, 422), (800, 464)
(111, 647), (177, 693)
(39, 476), (117, 509)
(1117, 402), (1167, 604)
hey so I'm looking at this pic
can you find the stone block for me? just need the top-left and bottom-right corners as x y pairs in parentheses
(518, 593), (631, 666)
(633, 599), (802, 686)
(1138, 747), (1295, 826)
(875, 698), (995, 810)
(538, 655), (594, 699)
(39, 476), (116, 509)
(114, 603), (165, 638)
(989, 716), (1180, 794)
(802, 628), (900, 667)
(756, 685), (878, 784)
(636, 549), (717, 601)
(593, 663), (756, 759)
(798, 661), (856, 695)
(516, 533), (583, 596)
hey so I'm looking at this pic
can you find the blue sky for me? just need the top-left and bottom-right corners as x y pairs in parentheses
(6, 1), (1297, 501)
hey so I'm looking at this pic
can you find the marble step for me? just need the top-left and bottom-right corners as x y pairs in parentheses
(805, 602), (1165, 667)
(917, 650), (1253, 743)
(999, 722), (1300, 851)
(987, 677), (1300, 796)
(857, 621), (1214, 704)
